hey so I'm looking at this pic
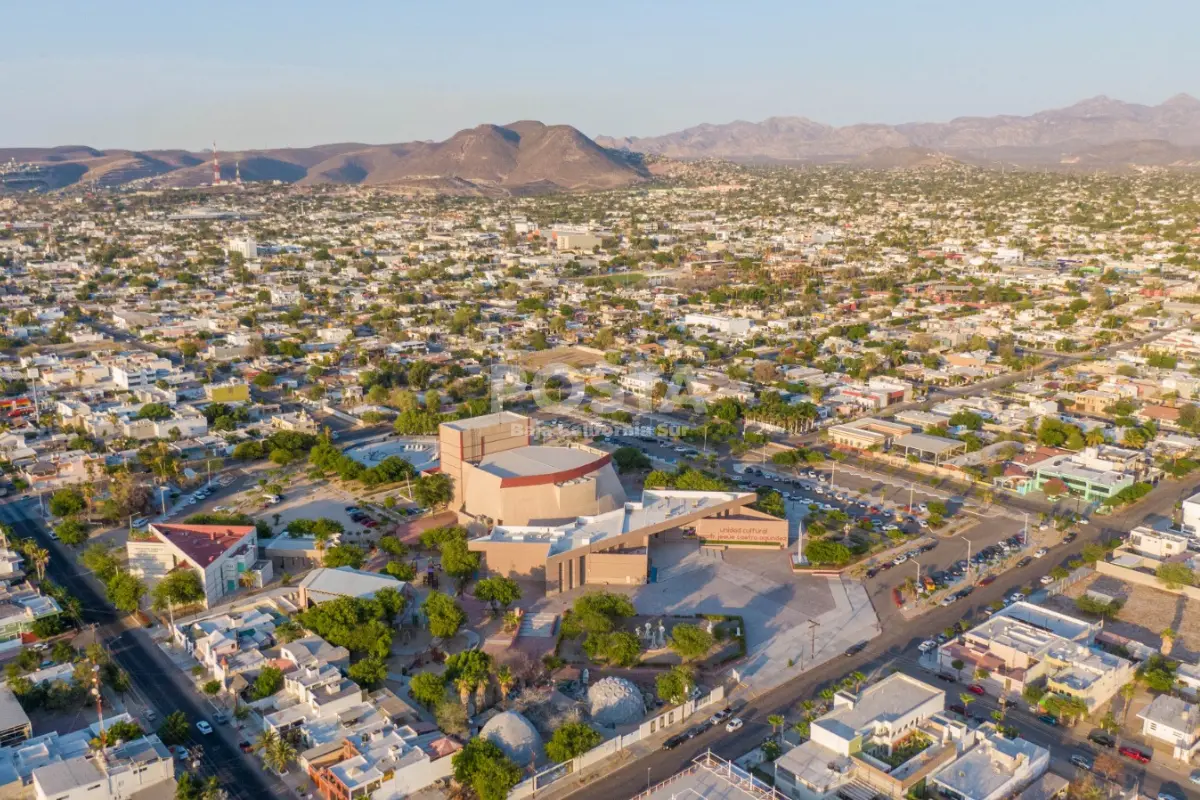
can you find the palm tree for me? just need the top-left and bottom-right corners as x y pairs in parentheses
(474, 676), (489, 712)
(254, 729), (279, 761)
(456, 677), (474, 714)
(1119, 682), (1136, 727)
(959, 693), (975, 715)
(849, 671), (866, 692)
(29, 545), (49, 582)
(495, 665), (514, 708)
(1161, 627), (1176, 656)
(265, 737), (296, 775)
(767, 714), (785, 741)
(1085, 428), (1106, 447)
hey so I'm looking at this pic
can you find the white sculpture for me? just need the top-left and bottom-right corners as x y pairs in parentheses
(656, 621), (667, 649)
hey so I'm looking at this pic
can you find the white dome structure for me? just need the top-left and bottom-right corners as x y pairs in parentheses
(480, 711), (543, 764)
(587, 677), (644, 727)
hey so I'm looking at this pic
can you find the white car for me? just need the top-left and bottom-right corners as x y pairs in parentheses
(195, 721), (213, 735)
(1039, 575), (1055, 585)
(725, 718), (744, 732)
(893, 555), (908, 565)
(1009, 592), (1025, 603)
(918, 640), (937, 653)
(1033, 548), (1048, 558)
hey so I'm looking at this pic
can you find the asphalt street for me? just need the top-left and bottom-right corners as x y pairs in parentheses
(0, 498), (286, 800)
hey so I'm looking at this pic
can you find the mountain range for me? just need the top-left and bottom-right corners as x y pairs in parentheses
(0, 121), (649, 194)
(6, 95), (1200, 193)
(595, 94), (1200, 167)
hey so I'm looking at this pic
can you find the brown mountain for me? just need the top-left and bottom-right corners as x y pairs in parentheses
(596, 94), (1200, 165)
(0, 122), (646, 193)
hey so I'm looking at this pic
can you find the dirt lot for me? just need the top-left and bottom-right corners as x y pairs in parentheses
(1051, 573), (1197, 658)
(516, 346), (604, 371)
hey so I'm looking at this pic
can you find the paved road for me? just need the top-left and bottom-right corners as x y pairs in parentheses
(0, 498), (285, 800)
(560, 470), (1200, 800)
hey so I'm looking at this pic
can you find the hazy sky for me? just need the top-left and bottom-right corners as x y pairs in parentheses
(3, 0), (1197, 150)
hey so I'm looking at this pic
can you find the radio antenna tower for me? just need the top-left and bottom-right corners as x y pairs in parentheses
(235, 160), (242, 186)
(211, 141), (221, 185)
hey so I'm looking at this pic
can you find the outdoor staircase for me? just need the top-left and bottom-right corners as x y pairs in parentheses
(835, 779), (882, 800)
(518, 612), (558, 638)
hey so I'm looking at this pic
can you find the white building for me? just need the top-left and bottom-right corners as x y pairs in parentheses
(127, 523), (260, 608)
(683, 313), (753, 337)
(31, 735), (175, 800)
(929, 732), (1049, 800)
(1127, 526), (1190, 559)
(226, 236), (258, 260)
(1138, 694), (1200, 761)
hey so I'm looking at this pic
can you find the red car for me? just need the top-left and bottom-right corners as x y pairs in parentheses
(979, 575), (997, 586)
(967, 684), (985, 695)
(1118, 745), (1151, 763)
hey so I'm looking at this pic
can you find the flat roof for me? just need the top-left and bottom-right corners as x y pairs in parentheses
(440, 411), (526, 432)
(475, 445), (605, 480)
(0, 685), (30, 733)
(932, 735), (1044, 800)
(472, 489), (754, 558)
(298, 567), (404, 600)
(893, 432), (967, 455)
(815, 674), (942, 742)
(643, 754), (784, 800)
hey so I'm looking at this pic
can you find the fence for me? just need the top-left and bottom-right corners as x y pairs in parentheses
(507, 686), (726, 799)
(1030, 565), (1094, 602)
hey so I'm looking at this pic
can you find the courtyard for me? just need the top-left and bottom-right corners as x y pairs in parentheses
(531, 530), (879, 696)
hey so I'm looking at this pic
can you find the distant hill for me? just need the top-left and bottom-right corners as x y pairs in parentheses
(595, 94), (1200, 167)
(0, 122), (648, 193)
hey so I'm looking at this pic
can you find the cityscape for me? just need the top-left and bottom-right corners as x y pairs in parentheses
(4, 6), (1200, 800)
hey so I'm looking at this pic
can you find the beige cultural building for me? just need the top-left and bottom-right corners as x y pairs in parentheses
(449, 413), (787, 593)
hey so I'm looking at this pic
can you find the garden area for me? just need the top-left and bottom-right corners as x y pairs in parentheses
(554, 592), (744, 670)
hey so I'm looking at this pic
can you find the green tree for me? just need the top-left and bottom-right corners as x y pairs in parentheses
(347, 656), (388, 689)
(105, 571), (146, 613)
(48, 488), (86, 518)
(157, 711), (190, 745)
(452, 739), (522, 800)
(669, 623), (715, 660)
(413, 472), (454, 508)
(545, 722), (603, 763)
(321, 543), (366, 569)
(251, 666), (285, 700)
(54, 518), (89, 547)
(474, 576), (522, 611)
(151, 569), (206, 612)
(656, 665), (695, 705)
(422, 591), (466, 639)
(1156, 562), (1195, 590)
(409, 672), (446, 708)
(439, 538), (480, 588)
(202, 680), (222, 696)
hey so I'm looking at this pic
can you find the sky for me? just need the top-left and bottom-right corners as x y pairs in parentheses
(2, 0), (1198, 150)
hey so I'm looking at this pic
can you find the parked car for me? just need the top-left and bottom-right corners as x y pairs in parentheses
(948, 704), (966, 715)
(1087, 731), (1116, 749)
(1119, 745), (1151, 763)
(967, 684), (985, 695)
(1063, 532), (1078, 543)
(935, 673), (956, 683)
(708, 707), (733, 726)
(918, 640), (937, 653)
(239, 741), (253, 753)
(195, 720), (213, 735)
(662, 733), (688, 750)
(1040, 575), (1055, 585)
(173, 746), (189, 761)
(844, 642), (868, 657)
(1037, 714), (1058, 726)
(1069, 752), (1093, 770)
(725, 718), (744, 732)
(1034, 548), (1048, 558)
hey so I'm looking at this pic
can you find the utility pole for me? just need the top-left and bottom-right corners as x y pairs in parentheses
(808, 619), (820, 661)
